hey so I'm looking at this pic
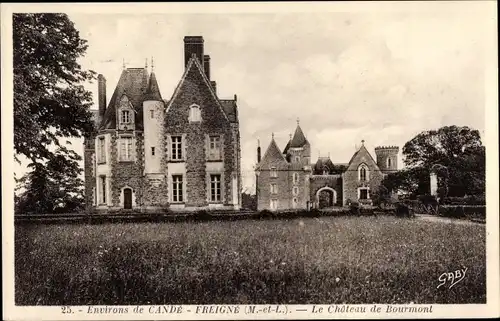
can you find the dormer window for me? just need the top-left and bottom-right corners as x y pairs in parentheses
(189, 104), (201, 122)
(121, 110), (130, 123)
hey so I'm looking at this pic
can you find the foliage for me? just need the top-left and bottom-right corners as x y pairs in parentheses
(13, 13), (95, 164)
(15, 148), (85, 214)
(386, 126), (485, 197)
(241, 192), (257, 210)
(442, 195), (486, 205)
(370, 185), (391, 207)
(15, 217), (486, 305)
(394, 202), (415, 218)
(381, 167), (430, 196)
(439, 205), (486, 220)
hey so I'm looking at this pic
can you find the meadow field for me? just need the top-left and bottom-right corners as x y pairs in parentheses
(14, 215), (486, 305)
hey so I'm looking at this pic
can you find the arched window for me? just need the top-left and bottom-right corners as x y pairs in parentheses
(293, 173), (299, 184)
(189, 104), (201, 122)
(358, 164), (369, 181)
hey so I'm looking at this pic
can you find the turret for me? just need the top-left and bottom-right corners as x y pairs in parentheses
(374, 146), (399, 173)
(143, 65), (164, 175)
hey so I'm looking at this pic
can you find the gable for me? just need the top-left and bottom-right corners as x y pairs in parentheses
(346, 145), (381, 172)
(165, 57), (230, 127)
(256, 139), (288, 170)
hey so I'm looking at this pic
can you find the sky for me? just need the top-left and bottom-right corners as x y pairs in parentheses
(11, 2), (493, 193)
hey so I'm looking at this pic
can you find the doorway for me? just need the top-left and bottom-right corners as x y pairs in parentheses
(123, 188), (132, 209)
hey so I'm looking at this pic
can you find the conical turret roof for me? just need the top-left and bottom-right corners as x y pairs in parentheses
(145, 72), (162, 101)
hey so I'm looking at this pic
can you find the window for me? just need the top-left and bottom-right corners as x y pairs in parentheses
(97, 137), (106, 163)
(150, 109), (155, 118)
(99, 176), (106, 204)
(151, 147), (155, 156)
(210, 174), (222, 202)
(358, 164), (369, 181)
(293, 186), (299, 196)
(119, 137), (134, 161)
(270, 199), (278, 210)
(270, 183), (278, 194)
(208, 135), (222, 160)
(189, 104), (201, 122)
(171, 136), (183, 160)
(121, 110), (130, 123)
(293, 173), (299, 184)
(172, 175), (183, 203)
(295, 156), (300, 163)
(359, 188), (369, 200)
(293, 198), (298, 209)
(387, 158), (392, 168)
(270, 167), (277, 178)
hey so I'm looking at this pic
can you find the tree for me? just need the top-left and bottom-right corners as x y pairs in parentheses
(401, 125), (485, 197)
(15, 148), (85, 214)
(402, 125), (483, 169)
(13, 13), (95, 164)
(381, 167), (430, 197)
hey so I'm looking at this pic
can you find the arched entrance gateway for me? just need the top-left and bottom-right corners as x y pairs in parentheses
(315, 186), (337, 209)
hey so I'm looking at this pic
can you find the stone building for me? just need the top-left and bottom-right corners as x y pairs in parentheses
(83, 36), (242, 211)
(255, 123), (399, 210)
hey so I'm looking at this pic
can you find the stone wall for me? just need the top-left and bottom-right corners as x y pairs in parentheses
(164, 59), (238, 209)
(310, 175), (343, 206)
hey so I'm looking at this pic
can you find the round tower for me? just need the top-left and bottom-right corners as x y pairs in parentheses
(374, 146), (399, 173)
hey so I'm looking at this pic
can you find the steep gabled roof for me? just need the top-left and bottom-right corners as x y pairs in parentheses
(283, 138), (291, 154)
(99, 68), (149, 130)
(255, 138), (288, 170)
(220, 99), (238, 123)
(346, 144), (381, 171)
(144, 72), (162, 101)
(290, 124), (308, 148)
(314, 156), (335, 173)
(166, 55), (230, 122)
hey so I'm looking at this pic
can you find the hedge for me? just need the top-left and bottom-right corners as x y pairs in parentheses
(442, 195), (486, 205)
(439, 205), (486, 220)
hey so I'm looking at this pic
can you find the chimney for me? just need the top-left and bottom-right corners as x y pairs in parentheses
(203, 55), (211, 80)
(257, 140), (261, 163)
(98, 74), (106, 123)
(210, 81), (217, 93)
(184, 36), (204, 69)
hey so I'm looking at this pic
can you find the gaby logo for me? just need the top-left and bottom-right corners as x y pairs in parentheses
(437, 267), (468, 289)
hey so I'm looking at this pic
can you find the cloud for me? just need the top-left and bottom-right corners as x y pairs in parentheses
(51, 9), (491, 192)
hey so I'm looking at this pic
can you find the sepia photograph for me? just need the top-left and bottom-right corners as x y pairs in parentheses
(2, 1), (498, 320)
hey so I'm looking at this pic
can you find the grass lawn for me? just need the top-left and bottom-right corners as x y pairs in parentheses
(14, 215), (486, 305)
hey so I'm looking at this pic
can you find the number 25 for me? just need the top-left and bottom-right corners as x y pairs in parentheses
(61, 306), (72, 314)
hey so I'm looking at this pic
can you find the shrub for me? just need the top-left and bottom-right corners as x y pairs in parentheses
(193, 210), (213, 222)
(395, 202), (415, 218)
(442, 195), (486, 205)
(254, 209), (276, 220)
(439, 205), (486, 220)
(349, 202), (360, 216)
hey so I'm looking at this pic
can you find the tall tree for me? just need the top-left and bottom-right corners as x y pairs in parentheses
(13, 13), (95, 164)
(398, 125), (485, 197)
(15, 148), (85, 214)
(402, 125), (483, 169)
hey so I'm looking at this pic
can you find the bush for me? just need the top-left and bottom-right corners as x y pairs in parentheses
(193, 210), (214, 221)
(254, 210), (277, 220)
(395, 202), (415, 218)
(439, 205), (486, 220)
(442, 195), (486, 205)
(349, 202), (360, 216)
